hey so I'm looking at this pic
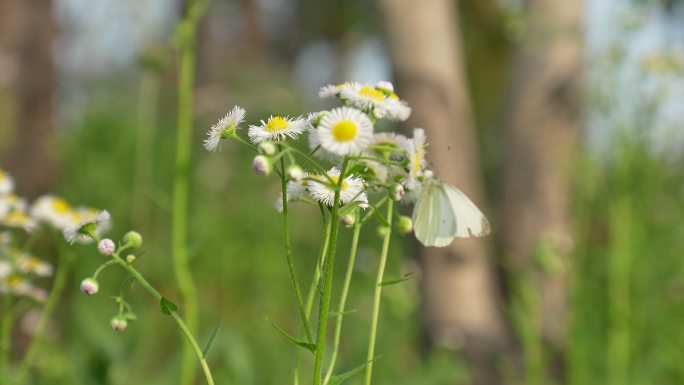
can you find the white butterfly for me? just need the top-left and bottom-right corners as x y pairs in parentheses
(412, 177), (490, 247)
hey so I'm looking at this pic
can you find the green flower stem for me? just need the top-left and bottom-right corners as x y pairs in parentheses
(280, 156), (314, 345)
(364, 199), (394, 385)
(15, 253), (74, 384)
(323, 209), (362, 384)
(313, 157), (349, 385)
(173, 2), (206, 384)
(0, 295), (14, 377)
(294, 220), (331, 385)
(111, 252), (215, 385)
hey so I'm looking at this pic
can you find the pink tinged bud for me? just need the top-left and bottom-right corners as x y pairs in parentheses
(252, 155), (272, 177)
(110, 316), (128, 332)
(376, 81), (394, 93)
(80, 278), (99, 296)
(390, 183), (405, 202)
(97, 239), (116, 256)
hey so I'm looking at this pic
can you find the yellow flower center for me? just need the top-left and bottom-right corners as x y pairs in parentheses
(413, 151), (421, 172)
(8, 275), (22, 288)
(359, 86), (386, 101)
(265, 116), (290, 132)
(51, 198), (70, 214)
(331, 120), (358, 142)
(7, 212), (28, 224)
(389, 92), (400, 100)
(330, 176), (348, 191)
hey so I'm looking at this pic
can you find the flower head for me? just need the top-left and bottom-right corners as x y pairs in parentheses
(31, 195), (74, 230)
(80, 278), (99, 296)
(97, 239), (116, 256)
(338, 82), (411, 121)
(16, 254), (53, 277)
(63, 209), (111, 244)
(308, 168), (368, 208)
(315, 107), (374, 156)
(248, 115), (307, 143)
(203, 106), (246, 152)
(252, 155), (272, 177)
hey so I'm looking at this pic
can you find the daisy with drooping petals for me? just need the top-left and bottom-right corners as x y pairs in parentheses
(308, 167), (368, 208)
(0, 169), (14, 194)
(203, 106), (246, 152)
(316, 107), (373, 156)
(248, 115), (307, 143)
(31, 195), (74, 230)
(63, 209), (111, 244)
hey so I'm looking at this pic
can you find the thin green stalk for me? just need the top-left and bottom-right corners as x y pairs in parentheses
(0, 295), (14, 377)
(294, 220), (331, 385)
(15, 254), (74, 384)
(324, 210), (362, 384)
(173, 3), (202, 384)
(312, 158), (349, 385)
(364, 199), (394, 385)
(281, 157), (313, 344)
(111, 251), (215, 385)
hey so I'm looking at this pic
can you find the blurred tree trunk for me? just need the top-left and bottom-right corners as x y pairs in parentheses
(0, 0), (56, 197)
(378, 1), (510, 383)
(499, 0), (582, 371)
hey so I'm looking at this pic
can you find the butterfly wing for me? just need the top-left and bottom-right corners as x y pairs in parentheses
(443, 183), (491, 237)
(413, 180), (457, 247)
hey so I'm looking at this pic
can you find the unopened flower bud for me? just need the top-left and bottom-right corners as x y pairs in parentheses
(126, 254), (137, 264)
(110, 316), (128, 332)
(375, 81), (394, 95)
(123, 231), (143, 248)
(286, 164), (304, 182)
(389, 183), (405, 202)
(396, 216), (413, 235)
(376, 225), (390, 238)
(258, 142), (278, 156)
(80, 278), (99, 296)
(372, 108), (387, 120)
(252, 155), (272, 177)
(341, 214), (356, 228)
(97, 239), (116, 256)
(219, 124), (237, 139)
(310, 112), (327, 128)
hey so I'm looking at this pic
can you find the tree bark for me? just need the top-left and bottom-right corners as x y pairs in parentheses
(0, 0), (56, 197)
(500, 0), (582, 365)
(378, 1), (509, 383)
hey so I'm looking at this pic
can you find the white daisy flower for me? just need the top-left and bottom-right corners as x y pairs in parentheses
(318, 82), (358, 99)
(402, 128), (429, 202)
(248, 115), (307, 143)
(1, 195), (36, 232)
(338, 83), (411, 121)
(63, 209), (111, 244)
(368, 132), (410, 160)
(0, 169), (14, 194)
(203, 106), (246, 152)
(308, 125), (340, 161)
(308, 168), (368, 208)
(0, 274), (33, 297)
(31, 195), (74, 230)
(275, 176), (310, 212)
(317, 107), (374, 156)
(16, 254), (53, 277)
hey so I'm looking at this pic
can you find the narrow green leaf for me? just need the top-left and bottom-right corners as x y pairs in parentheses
(268, 319), (316, 353)
(329, 309), (357, 318)
(380, 273), (415, 287)
(202, 319), (224, 358)
(160, 297), (178, 315)
(328, 358), (379, 385)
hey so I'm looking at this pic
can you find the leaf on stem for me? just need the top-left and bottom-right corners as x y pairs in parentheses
(268, 319), (316, 353)
(327, 358), (379, 385)
(160, 296), (178, 315)
(202, 319), (224, 358)
(380, 273), (415, 287)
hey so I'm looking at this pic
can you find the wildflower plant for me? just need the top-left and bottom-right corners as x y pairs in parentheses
(205, 81), (490, 385)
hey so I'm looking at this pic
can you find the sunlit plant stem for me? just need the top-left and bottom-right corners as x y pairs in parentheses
(312, 157), (349, 385)
(364, 200), (394, 385)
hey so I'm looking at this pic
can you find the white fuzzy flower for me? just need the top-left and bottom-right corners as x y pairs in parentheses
(248, 115), (307, 143)
(0, 169), (14, 194)
(339, 83), (411, 121)
(318, 82), (358, 99)
(275, 176), (309, 212)
(308, 126), (340, 161)
(316, 107), (373, 156)
(308, 168), (368, 208)
(63, 209), (111, 244)
(16, 254), (53, 277)
(368, 132), (410, 160)
(30, 195), (74, 230)
(203, 106), (246, 152)
(0, 196), (36, 232)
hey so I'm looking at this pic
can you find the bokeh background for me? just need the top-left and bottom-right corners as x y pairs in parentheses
(1, 0), (684, 384)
